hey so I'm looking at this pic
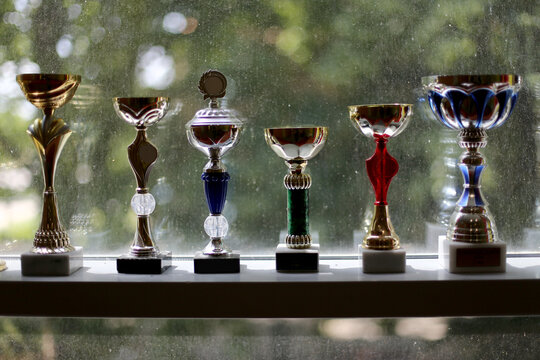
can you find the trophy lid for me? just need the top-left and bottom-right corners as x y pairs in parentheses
(186, 70), (242, 128)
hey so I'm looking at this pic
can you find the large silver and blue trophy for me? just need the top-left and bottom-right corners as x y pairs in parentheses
(423, 75), (521, 273)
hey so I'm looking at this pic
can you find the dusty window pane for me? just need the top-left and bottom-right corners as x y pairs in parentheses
(0, 317), (539, 359)
(0, 1), (538, 255)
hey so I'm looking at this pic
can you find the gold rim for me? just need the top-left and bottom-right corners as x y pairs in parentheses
(421, 74), (521, 86)
(16, 73), (81, 82)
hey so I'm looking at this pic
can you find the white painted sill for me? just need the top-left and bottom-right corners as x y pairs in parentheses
(0, 255), (539, 318)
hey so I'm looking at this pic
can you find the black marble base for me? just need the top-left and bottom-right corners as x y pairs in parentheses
(117, 251), (172, 274)
(194, 252), (240, 274)
(275, 244), (319, 272)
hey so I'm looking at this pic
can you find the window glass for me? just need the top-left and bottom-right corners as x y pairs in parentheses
(0, 0), (538, 255)
(1, 317), (539, 359)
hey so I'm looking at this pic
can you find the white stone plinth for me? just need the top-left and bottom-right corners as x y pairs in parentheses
(21, 247), (83, 276)
(360, 246), (406, 273)
(438, 236), (506, 273)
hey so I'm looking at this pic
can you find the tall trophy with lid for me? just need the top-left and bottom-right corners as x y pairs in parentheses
(113, 97), (172, 274)
(423, 75), (521, 273)
(186, 70), (242, 273)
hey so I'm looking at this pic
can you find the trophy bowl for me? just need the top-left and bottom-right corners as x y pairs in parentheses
(16, 73), (80, 110)
(113, 97), (169, 127)
(349, 104), (413, 139)
(187, 117), (241, 160)
(423, 74), (520, 131)
(264, 126), (328, 162)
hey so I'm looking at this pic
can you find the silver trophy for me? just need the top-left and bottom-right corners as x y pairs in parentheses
(186, 70), (242, 273)
(423, 74), (521, 273)
(113, 97), (172, 274)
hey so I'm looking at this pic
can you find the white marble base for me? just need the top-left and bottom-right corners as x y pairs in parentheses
(0, 260), (6, 272)
(438, 236), (506, 273)
(21, 247), (83, 276)
(360, 246), (406, 273)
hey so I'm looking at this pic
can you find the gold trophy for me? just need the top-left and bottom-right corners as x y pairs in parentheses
(16, 74), (83, 276)
(265, 127), (328, 271)
(113, 97), (172, 274)
(349, 104), (413, 273)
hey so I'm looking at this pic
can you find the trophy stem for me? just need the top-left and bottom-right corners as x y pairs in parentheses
(29, 112), (74, 254)
(127, 126), (159, 257)
(364, 137), (400, 250)
(284, 160), (312, 249)
(130, 215), (156, 256)
(201, 171), (231, 255)
(449, 129), (495, 243)
(364, 205), (399, 250)
(366, 137), (399, 206)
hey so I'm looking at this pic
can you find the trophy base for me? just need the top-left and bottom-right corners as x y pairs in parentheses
(117, 251), (172, 274)
(194, 252), (240, 274)
(276, 243), (319, 272)
(360, 246), (406, 273)
(21, 247), (83, 276)
(438, 236), (506, 273)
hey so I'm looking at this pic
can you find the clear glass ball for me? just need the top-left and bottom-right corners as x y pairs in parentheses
(204, 215), (229, 238)
(130, 193), (156, 215)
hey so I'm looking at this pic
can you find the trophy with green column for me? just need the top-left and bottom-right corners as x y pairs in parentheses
(264, 126), (328, 271)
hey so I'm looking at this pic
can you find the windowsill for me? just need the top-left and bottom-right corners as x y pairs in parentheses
(1, 256), (539, 318)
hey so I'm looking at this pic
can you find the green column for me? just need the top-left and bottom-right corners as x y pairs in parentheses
(287, 189), (309, 235)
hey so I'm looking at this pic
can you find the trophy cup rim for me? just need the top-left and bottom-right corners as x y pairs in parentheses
(264, 125), (328, 131)
(348, 103), (413, 111)
(113, 96), (169, 105)
(16, 73), (81, 82)
(421, 74), (521, 87)
(16, 73), (81, 110)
